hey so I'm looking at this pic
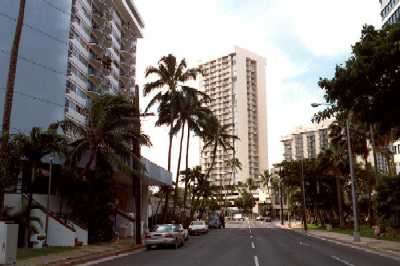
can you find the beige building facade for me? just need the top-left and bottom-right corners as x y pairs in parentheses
(281, 120), (332, 161)
(199, 47), (268, 186)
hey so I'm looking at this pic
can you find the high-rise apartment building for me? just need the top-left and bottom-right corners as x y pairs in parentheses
(0, 0), (143, 131)
(380, 0), (400, 24)
(281, 120), (332, 161)
(199, 47), (268, 186)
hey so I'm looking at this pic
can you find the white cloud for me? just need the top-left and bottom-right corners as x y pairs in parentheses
(135, 0), (382, 173)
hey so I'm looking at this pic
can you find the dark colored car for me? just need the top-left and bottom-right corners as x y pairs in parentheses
(208, 215), (222, 229)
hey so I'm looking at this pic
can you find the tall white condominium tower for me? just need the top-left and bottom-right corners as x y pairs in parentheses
(380, 0), (400, 24)
(65, 0), (144, 125)
(199, 47), (268, 186)
(281, 121), (332, 161)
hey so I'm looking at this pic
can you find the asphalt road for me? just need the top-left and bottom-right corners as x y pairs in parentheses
(84, 221), (400, 266)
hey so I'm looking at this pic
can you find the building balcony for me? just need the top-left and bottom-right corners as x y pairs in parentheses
(70, 54), (88, 73)
(88, 41), (104, 57)
(66, 108), (87, 125)
(107, 48), (120, 63)
(71, 21), (90, 42)
(88, 55), (102, 71)
(88, 71), (103, 86)
(79, 0), (92, 13)
(66, 90), (87, 107)
(68, 72), (88, 92)
(70, 38), (89, 58)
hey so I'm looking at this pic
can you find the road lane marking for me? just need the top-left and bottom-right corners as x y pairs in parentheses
(331, 256), (355, 266)
(299, 241), (310, 247)
(250, 235), (253, 238)
(254, 256), (260, 266)
(251, 241), (255, 249)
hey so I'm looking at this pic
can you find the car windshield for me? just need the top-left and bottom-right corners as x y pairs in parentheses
(191, 221), (204, 225)
(154, 225), (173, 233)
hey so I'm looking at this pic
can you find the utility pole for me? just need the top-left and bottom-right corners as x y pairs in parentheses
(301, 157), (307, 232)
(45, 156), (53, 246)
(346, 119), (360, 241)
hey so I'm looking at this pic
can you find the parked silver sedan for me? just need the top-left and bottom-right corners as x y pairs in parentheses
(145, 224), (185, 249)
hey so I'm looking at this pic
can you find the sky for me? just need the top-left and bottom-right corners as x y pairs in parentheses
(134, 0), (382, 175)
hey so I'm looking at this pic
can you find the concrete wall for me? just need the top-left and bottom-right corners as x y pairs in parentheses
(4, 194), (87, 247)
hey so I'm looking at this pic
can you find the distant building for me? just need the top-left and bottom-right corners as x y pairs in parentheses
(380, 0), (400, 25)
(199, 47), (268, 187)
(281, 120), (332, 161)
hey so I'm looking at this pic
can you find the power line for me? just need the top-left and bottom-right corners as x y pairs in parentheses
(0, 87), (64, 108)
(0, 11), (68, 46)
(0, 48), (66, 76)
(40, 0), (72, 17)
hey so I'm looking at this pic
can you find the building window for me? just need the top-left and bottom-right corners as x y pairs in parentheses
(295, 134), (304, 160)
(319, 129), (328, 151)
(307, 133), (316, 159)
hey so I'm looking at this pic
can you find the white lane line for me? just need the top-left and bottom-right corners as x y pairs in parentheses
(254, 256), (260, 266)
(299, 241), (310, 247)
(331, 255), (356, 266)
(251, 241), (255, 249)
(250, 235), (253, 238)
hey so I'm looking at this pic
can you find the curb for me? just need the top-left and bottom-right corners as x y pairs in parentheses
(45, 245), (144, 266)
(283, 227), (400, 262)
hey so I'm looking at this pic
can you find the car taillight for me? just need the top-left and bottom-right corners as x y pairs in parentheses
(164, 233), (173, 238)
(145, 233), (151, 239)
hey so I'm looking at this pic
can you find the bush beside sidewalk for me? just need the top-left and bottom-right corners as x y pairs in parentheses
(16, 240), (143, 266)
(277, 221), (400, 260)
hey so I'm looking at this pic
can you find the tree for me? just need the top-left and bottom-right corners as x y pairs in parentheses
(0, 138), (23, 219)
(315, 23), (400, 175)
(158, 86), (210, 215)
(13, 126), (66, 247)
(0, 0), (26, 216)
(235, 189), (256, 215)
(144, 54), (199, 222)
(376, 175), (400, 229)
(58, 93), (151, 243)
(201, 115), (239, 181)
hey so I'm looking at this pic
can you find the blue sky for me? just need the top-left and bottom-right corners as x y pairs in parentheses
(134, 0), (382, 174)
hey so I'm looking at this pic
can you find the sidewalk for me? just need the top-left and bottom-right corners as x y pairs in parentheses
(278, 222), (400, 259)
(17, 240), (144, 266)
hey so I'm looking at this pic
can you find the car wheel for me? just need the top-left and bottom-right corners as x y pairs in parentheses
(146, 245), (152, 250)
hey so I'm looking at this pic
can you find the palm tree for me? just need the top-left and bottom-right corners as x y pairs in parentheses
(144, 54), (199, 221)
(201, 115), (239, 181)
(58, 93), (151, 178)
(58, 93), (151, 243)
(13, 126), (66, 247)
(158, 87), (210, 214)
(225, 158), (242, 207)
(0, 0), (26, 216)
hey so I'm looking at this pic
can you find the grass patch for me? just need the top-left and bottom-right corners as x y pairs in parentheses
(308, 223), (400, 242)
(17, 246), (75, 260)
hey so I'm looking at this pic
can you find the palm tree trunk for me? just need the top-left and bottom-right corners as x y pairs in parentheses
(162, 126), (174, 223)
(182, 125), (190, 216)
(205, 144), (218, 180)
(173, 122), (186, 215)
(1, 0), (26, 143)
(336, 176), (344, 227)
(0, 0), (26, 216)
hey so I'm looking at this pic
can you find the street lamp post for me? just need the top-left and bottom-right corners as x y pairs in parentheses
(300, 156), (307, 232)
(278, 166), (284, 226)
(311, 103), (360, 241)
